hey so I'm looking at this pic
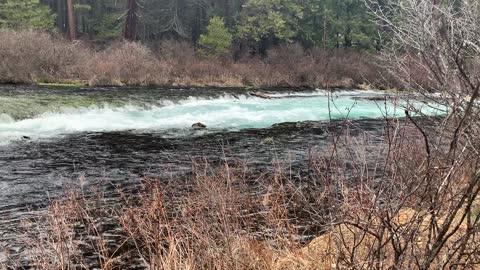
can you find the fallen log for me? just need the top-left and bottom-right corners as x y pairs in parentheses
(248, 91), (272, 99)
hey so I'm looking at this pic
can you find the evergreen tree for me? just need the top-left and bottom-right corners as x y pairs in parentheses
(0, 0), (56, 30)
(326, 0), (376, 49)
(124, 0), (138, 40)
(299, 0), (377, 50)
(3, 0), (382, 51)
(237, 0), (303, 42)
(66, 0), (75, 39)
(88, 0), (123, 41)
(198, 17), (232, 58)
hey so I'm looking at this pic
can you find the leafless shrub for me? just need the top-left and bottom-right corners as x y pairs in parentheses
(0, 30), (89, 83)
(0, 30), (390, 88)
(265, 43), (307, 65)
(87, 42), (164, 86)
(153, 39), (196, 63)
(314, 119), (480, 269)
(285, 1), (480, 269)
(9, 156), (310, 269)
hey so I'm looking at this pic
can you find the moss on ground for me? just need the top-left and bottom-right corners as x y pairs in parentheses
(0, 95), (131, 120)
(36, 81), (88, 87)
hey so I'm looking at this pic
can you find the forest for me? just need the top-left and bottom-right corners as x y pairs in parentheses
(2, 0), (376, 50)
(0, 0), (386, 88)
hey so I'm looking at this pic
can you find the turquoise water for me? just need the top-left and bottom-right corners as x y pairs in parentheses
(0, 92), (442, 143)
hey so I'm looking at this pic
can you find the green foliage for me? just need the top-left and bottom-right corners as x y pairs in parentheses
(327, 0), (377, 50)
(0, 0), (56, 30)
(198, 17), (233, 58)
(90, 12), (123, 41)
(73, 4), (92, 11)
(237, 0), (303, 42)
(17, 0), (380, 51)
(299, 0), (377, 50)
(36, 81), (87, 87)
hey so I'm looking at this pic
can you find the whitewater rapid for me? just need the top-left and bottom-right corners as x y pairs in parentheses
(0, 92), (441, 144)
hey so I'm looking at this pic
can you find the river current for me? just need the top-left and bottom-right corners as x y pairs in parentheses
(0, 85), (443, 264)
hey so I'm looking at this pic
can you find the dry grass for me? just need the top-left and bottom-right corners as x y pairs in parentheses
(278, 201), (480, 270)
(0, 30), (391, 89)
(7, 161), (309, 269)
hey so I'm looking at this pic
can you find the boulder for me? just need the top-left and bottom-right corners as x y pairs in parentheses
(192, 122), (207, 130)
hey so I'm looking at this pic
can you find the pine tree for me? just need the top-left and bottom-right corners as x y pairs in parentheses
(0, 0), (56, 30)
(124, 0), (137, 40)
(237, 0), (303, 42)
(237, 0), (303, 54)
(198, 17), (232, 58)
(66, 0), (76, 39)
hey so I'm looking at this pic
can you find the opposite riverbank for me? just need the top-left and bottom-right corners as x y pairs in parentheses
(0, 30), (406, 90)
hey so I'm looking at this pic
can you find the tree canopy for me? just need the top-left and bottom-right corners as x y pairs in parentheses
(0, 0), (380, 52)
(237, 0), (303, 42)
(198, 17), (233, 58)
(0, 0), (56, 30)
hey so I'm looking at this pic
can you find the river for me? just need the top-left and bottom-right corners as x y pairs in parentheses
(0, 85), (442, 264)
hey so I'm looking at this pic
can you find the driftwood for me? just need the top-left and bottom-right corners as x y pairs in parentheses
(248, 91), (272, 99)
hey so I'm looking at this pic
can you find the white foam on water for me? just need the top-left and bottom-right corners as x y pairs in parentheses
(264, 89), (384, 98)
(0, 93), (442, 143)
(0, 114), (15, 124)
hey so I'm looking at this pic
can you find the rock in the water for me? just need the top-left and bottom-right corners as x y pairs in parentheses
(192, 122), (207, 129)
(21, 136), (31, 140)
(261, 137), (274, 145)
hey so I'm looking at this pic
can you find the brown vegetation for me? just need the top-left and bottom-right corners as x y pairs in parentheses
(0, 30), (88, 84)
(0, 30), (390, 89)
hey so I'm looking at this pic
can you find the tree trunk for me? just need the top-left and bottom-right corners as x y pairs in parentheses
(323, 8), (327, 48)
(124, 0), (138, 41)
(67, 0), (76, 40)
(56, 0), (67, 34)
(224, 0), (231, 27)
(259, 36), (270, 57)
(192, 1), (205, 45)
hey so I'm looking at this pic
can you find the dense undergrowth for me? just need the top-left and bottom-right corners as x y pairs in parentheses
(0, 30), (393, 89)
